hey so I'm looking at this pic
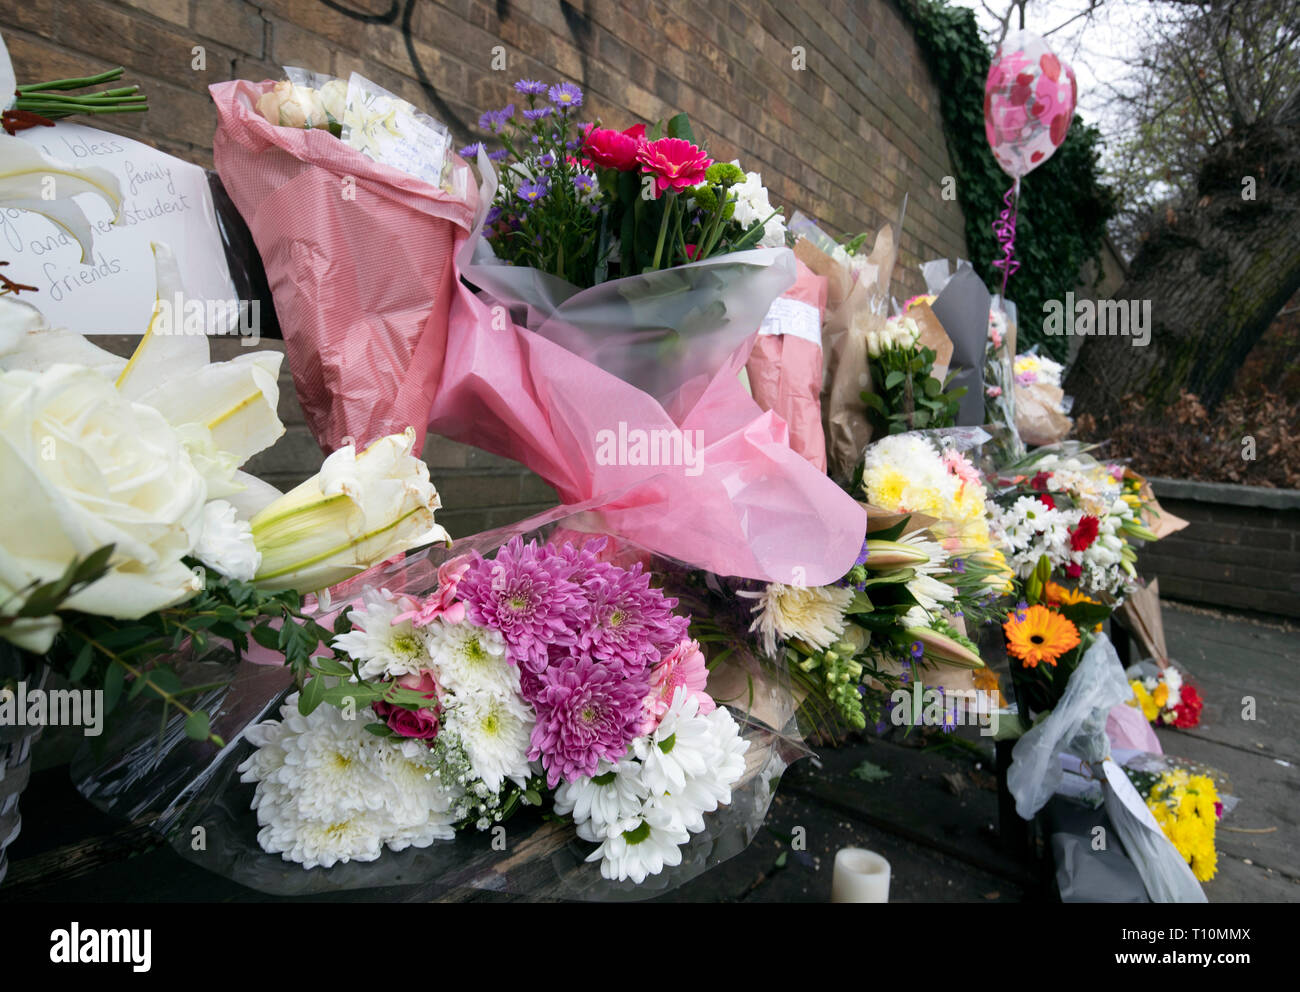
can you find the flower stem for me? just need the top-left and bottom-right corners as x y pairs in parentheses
(650, 190), (676, 271)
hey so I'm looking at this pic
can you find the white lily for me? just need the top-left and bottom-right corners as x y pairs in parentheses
(0, 133), (121, 263)
(250, 428), (451, 593)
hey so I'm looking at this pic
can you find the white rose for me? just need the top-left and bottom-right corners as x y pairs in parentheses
(0, 365), (208, 652)
(194, 500), (261, 582)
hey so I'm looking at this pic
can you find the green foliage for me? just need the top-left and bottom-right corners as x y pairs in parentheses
(901, 0), (1117, 362)
(863, 345), (965, 434)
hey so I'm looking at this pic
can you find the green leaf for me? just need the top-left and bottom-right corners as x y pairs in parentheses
(884, 369), (905, 390)
(103, 662), (125, 713)
(523, 789), (543, 807)
(250, 624), (281, 651)
(183, 709), (211, 741)
(298, 676), (327, 715)
(69, 641), (94, 683)
(665, 112), (696, 144)
(860, 390), (886, 414)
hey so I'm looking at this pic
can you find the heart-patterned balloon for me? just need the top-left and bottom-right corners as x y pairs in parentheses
(984, 30), (1078, 180)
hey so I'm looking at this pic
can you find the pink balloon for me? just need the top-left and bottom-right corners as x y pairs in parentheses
(984, 30), (1077, 180)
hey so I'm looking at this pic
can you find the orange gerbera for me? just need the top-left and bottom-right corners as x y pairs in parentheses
(1004, 604), (1080, 668)
(1044, 582), (1105, 632)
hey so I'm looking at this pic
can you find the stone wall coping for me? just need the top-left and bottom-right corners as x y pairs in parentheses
(1149, 477), (1300, 510)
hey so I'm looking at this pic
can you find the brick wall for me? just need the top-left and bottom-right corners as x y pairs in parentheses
(4, 0), (969, 533)
(1142, 479), (1300, 618)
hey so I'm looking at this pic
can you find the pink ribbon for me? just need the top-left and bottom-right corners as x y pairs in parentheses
(990, 181), (1021, 298)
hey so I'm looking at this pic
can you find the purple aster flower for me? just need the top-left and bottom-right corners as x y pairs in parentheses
(487, 149), (508, 162)
(951, 558), (965, 573)
(572, 174), (595, 194)
(484, 205), (502, 225)
(523, 106), (554, 121)
(548, 82), (583, 109)
(566, 137), (582, 150)
(478, 104), (515, 133)
(459, 142), (484, 158)
(458, 537), (585, 672)
(909, 640), (924, 660)
(514, 79), (547, 96)
(516, 177), (551, 204)
(875, 720), (888, 735)
(537, 151), (556, 168)
(854, 540), (871, 567)
(575, 562), (689, 677)
(528, 656), (646, 787)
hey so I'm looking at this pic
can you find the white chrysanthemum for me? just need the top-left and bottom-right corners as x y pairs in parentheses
(441, 692), (533, 793)
(554, 756), (648, 841)
(861, 433), (958, 517)
(650, 705), (750, 833)
(742, 582), (853, 657)
(730, 163), (786, 248)
(424, 619), (517, 699)
(194, 499), (261, 581)
(585, 803), (690, 884)
(1163, 667), (1183, 700)
(633, 688), (717, 795)
(331, 586), (429, 679)
(237, 693), (458, 869)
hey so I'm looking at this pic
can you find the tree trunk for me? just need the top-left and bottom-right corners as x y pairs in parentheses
(1065, 120), (1300, 413)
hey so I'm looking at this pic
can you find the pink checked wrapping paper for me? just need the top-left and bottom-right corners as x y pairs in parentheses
(211, 80), (865, 586)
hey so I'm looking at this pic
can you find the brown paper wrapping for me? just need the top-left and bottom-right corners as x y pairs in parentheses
(907, 300), (954, 378)
(1125, 469), (1190, 539)
(1013, 380), (1073, 446)
(800, 225), (898, 483)
(1118, 578), (1170, 668)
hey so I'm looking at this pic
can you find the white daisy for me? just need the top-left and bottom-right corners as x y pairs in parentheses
(633, 688), (717, 795)
(554, 756), (647, 840)
(585, 803), (690, 884)
(331, 587), (429, 680)
(424, 619), (517, 699)
(441, 692), (534, 793)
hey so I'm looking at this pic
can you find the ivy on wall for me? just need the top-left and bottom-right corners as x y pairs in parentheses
(900, 0), (1116, 361)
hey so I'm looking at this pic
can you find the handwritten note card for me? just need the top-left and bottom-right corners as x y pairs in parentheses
(5, 123), (236, 334)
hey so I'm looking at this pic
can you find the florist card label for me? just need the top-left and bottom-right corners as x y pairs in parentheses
(6, 123), (235, 333)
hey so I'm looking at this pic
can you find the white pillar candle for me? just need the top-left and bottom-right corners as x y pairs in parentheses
(831, 847), (891, 903)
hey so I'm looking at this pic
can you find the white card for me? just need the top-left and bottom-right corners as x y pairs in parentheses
(5, 123), (236, 334)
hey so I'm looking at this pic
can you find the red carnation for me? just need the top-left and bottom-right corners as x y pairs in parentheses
(1172, 684), (1203, 729)
(1037, 493), (1056, 510)
(1030, 470), (1052, 492)
(1065, 562), (1082, 579)
(1069, 515), (1100, 552)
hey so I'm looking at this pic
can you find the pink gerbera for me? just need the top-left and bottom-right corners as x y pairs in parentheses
(635, 137), (711, 195)
(638, 638), (714, 734)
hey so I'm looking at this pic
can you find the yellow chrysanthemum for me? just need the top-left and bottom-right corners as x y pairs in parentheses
(862, 464), (910, 510)
(1129, 680), (1160, 722)
(1147, 770), (1219, 882)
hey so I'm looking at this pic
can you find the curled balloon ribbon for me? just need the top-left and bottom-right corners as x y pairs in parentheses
(990, 179), (1021, 298)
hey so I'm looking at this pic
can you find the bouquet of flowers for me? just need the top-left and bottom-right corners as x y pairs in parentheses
(239, 535), (751, 884)
(74, 509), (804, 899)
(472, 80), (785, 287)
(1132, 765), (1222, 882)
(861, 303), (966, 437)
(208, 73), (476, 452)
(1126, 659), (1204, 730)
(989, 446), (1159, 601)
(1012, 349), (1073, 446)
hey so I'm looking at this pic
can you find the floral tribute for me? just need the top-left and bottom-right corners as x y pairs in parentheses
(470, 78), (786, 287)
(239, 536), (749, 884)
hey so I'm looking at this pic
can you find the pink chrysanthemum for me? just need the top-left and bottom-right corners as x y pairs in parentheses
(458, 537), (587, 672)
(575, 562), (689, 677)
(528, 657), (646, 787)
